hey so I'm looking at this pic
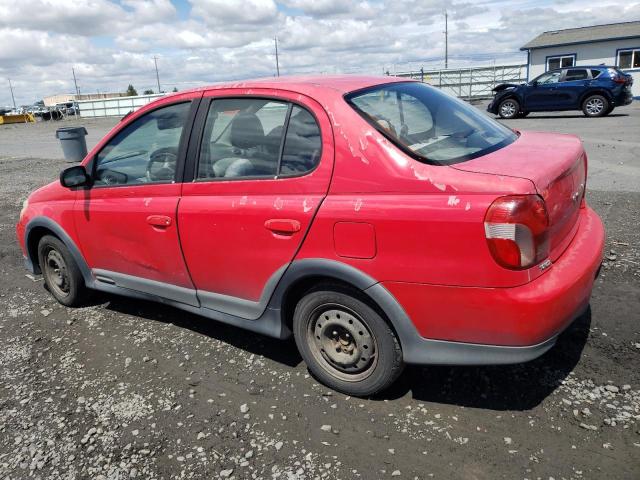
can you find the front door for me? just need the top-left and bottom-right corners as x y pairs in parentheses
(178, 91), (334, 319)
(74, 99), (200, 305)
(524, 70), (562, 110)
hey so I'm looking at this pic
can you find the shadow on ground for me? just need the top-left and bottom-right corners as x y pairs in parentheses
(89, 291), (590, 410)
(383, 308), (592, 410)
(506, 113), (629, 120)
(102, 294), (303, 368)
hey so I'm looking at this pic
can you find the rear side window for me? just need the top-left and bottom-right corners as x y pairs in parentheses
(563, 69), (588, 81)
(197, 99), (321, 180)
(280, 106), (322, 176)
(590, 69), (602, 78)
(346, 82), (517, 165)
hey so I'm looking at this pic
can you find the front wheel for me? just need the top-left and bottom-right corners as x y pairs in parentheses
(37, 235), (88, 307)
(582, 95), (609, 117)
(293, 287), (404, 397)
(497, 98), (520, 119)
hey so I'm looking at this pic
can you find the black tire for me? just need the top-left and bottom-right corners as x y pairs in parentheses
(582, 94), (609, 117)
(37, 235), (87, 307)
(497, 98), (520, 119)
(292, 285), (404, 397)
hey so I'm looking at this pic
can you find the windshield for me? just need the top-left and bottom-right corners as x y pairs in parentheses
(346, 82), (517, 165)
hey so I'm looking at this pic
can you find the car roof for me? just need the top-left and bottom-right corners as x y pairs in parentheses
(171, 75), (412, 99)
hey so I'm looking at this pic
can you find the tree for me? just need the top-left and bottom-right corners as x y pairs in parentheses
(126, 84), (138, 96)
(172, 87), (178, 92)
(143, 89), (154, 95)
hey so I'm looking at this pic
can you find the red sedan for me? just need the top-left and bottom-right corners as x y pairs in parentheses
(16, 76), (604, 396)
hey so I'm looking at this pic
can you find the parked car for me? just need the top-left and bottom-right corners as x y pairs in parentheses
(17, 76), (604, 396)
(488, 66), (634, 118)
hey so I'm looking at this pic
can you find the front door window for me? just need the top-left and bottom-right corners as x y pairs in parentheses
(94, 102), (191, 186)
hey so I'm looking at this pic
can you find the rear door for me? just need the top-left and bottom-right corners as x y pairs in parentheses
(556, 68), (591, 108)
(178, 89), (334, 319)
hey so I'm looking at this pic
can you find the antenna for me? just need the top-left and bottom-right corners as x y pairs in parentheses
(153, 56), (161, 93)
(274, 36), (280, 77)
(444, 10), (448, 69)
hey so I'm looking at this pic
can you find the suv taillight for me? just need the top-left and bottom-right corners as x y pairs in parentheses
(484, 195), (549, 270)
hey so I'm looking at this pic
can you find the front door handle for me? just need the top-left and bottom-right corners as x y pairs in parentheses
(146, 215), (172, 228)
(265, 219), (301, 235)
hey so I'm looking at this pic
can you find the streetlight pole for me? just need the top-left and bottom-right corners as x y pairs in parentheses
(8, 79), (16, 109)
(72, 67), (80, 95)
(274, 36), (280, 77)
(153, 56), (161, 93)
(444, 11), (448, 69)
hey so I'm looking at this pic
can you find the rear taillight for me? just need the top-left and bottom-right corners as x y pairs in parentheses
(613, 76), (626, 84)
(484, 195), (549, 270)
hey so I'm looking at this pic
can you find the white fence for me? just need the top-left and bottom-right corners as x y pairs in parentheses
(77, 93), (166, 118)
(396, 64), (527, 100)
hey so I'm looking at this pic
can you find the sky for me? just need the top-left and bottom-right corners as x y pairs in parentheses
(0, 0), (639, 106)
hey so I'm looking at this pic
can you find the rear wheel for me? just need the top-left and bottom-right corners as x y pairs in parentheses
(582, 95), (608, 117)
(498, 98), (520, 119)
(292, 286), (404, 396)
(37, 235), (87, 307)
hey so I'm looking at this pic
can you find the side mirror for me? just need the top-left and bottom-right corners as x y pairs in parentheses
(530, 80), (538, 87)
(60, 165), (91, 188)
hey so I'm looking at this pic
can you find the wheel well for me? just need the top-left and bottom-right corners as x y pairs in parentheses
(580, 90), (611, 106)
(280, 275), (399, 340)
(26, 226), (58, 273)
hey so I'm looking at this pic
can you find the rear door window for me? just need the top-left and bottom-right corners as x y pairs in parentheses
(197, 99), (321, 180)
(563, 69), (589, 81)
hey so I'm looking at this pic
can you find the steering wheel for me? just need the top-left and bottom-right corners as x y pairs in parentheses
(146, 147), (178, 182)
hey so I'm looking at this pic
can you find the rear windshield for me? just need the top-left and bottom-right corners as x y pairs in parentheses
(345, 82), (517, 165)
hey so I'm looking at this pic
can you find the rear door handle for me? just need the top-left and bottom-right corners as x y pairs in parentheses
(265, 219), (301, 235)
(146, 215), (172, 228)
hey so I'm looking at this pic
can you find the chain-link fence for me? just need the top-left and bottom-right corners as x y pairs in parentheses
(396, 64), (527, 101)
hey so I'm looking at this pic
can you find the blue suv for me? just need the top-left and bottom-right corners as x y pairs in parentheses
(488, 66), (633, 119)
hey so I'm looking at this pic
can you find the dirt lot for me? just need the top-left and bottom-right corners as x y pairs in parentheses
(0, 105), (639, 480)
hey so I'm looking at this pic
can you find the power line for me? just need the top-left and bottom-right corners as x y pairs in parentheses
(153, 56), (161, 93)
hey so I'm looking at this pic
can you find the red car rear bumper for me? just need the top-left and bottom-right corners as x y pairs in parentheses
(383, 206), (604, 352)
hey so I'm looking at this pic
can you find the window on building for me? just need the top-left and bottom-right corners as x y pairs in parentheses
(547, 55), (575, 71)
(563, 69), (589, 81)
(617, 49), (640, 70)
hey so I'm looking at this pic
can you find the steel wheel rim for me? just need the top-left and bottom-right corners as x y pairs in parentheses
(586, 98), (604, 115)
(44, 248), (71, 298)
(307, 305), (378, 382)
(500, 101), (517, 117)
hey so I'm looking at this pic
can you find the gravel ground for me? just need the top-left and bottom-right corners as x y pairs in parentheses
(0, 105), (639, 480)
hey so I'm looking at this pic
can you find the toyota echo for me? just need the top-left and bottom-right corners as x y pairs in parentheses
(16, 76), (605, 396)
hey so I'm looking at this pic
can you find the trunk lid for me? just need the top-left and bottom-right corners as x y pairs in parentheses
(452, 130), (586, 261)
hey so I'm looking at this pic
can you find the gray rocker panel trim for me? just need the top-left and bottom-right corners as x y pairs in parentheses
(198, 265), (288, 320)
(93, 269), (199, 307)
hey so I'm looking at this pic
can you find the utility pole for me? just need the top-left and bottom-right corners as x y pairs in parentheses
(8, 79), (16, 109)
(444, 10), (449, 70)
(274, 36), (280, 77)
(153, 56), (161, 93)
(72, 67), (80, 95)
